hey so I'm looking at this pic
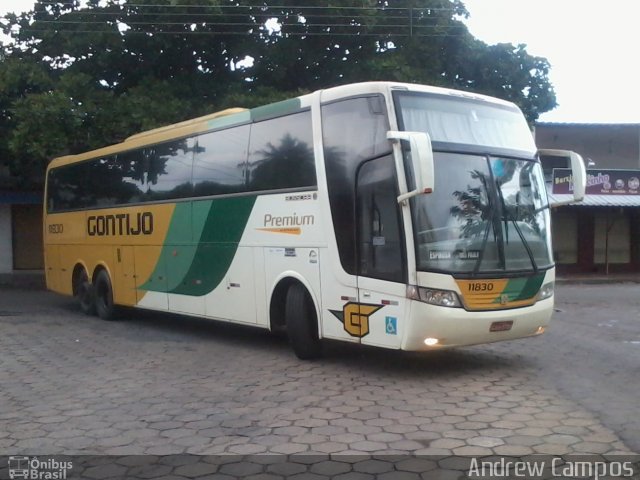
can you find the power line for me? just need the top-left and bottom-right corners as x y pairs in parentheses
(12, 4), (466, 38)
(33, 3), (459, 12)
(19, 28), (465, 37)
(19, 3), (461, 24)
(22, 9), (456, 24)
(32, 19), (458, 29)
(27, 11), (417, 21)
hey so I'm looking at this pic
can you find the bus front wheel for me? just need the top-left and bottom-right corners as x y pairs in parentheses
(95, 270), (117, 321)
(285, 283), (322, 360)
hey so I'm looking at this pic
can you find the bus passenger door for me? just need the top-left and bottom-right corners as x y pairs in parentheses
(113, 246), (137, 306)
(355, 155), (406, 349)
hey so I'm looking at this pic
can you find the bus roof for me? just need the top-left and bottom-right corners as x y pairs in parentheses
(319, 81), (517, 109)
(48, 92), (313, 170)
(48, 107), (248, 169)
(48, 81), (518, 170)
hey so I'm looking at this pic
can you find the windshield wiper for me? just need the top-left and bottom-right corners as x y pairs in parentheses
(496, 186), (538, 272)
(472, 172), (503, 275)
(472, 217), (493, 275)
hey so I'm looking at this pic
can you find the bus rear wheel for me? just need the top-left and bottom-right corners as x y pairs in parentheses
(95, 270), (117, 320)
(74, 268), (95, 315)
(285, 283), (322, 360)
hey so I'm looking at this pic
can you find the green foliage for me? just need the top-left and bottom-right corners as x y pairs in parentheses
(0, 0), (557, 188)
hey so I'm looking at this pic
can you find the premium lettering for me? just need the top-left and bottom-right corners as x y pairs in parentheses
(88, 212), (153, 236)
(263, 213), (314, 227)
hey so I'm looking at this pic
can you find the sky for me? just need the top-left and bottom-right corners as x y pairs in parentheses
(1, 0), (639, 124)
(462, 0), (640, 123)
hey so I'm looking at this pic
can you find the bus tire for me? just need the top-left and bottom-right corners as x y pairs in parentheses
(74, 268), (95, 315)
(95, 269), (118, 321)
(286, 283), (322, 360)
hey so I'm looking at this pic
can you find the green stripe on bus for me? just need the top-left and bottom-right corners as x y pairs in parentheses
(514, 274), (545, 301)
(207, 110), (251, 131)
(495, 277), (526, 303)
(492, 274), (545, 304)
(165, 202), (198, 291)
(250, 98), (303, 122)
(141, 196), (257, 296)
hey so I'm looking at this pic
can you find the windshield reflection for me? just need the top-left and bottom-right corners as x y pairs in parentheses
(411, 153), (552, 274)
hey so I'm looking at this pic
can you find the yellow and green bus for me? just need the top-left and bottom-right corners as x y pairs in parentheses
(44, 82), (586, 358)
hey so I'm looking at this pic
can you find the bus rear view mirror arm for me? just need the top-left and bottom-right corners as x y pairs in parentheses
(539, 149), (587, 206)
(387, 130), (435, 204)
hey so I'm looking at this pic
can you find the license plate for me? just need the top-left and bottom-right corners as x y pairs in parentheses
(490, 320), (513, 332)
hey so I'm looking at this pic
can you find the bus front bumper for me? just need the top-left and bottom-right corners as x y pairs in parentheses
(401, 297), (554, 351)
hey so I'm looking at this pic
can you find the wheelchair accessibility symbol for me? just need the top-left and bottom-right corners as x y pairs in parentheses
(385, 316), (397, 335)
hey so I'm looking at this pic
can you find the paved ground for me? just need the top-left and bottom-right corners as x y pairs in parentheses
(0, 285), (638, 478)
(535, 283), (640, 454)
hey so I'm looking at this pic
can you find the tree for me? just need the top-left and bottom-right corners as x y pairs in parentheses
(0, 0), (557, 188)
(0, 51), (55, 185)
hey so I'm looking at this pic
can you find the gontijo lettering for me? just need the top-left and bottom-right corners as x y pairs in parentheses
(87, 212), (153, 236)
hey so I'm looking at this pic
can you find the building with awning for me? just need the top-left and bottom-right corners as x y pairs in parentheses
(0, 190), (44, 273)
(536, 123), (640, 274)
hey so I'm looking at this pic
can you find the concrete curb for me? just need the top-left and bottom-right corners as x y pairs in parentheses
(556, 276), (640, 285)
(0, 271), (46, 289)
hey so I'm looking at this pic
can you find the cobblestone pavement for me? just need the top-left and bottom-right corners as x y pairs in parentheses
(1, 454), (638, 480)
(533, 283), (640, 454)
(0, 288), (638, 477)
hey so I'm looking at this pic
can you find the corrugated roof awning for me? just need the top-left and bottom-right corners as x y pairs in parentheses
(547, 185), (640, 207)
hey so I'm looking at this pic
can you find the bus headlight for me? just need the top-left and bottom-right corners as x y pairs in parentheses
(407, 285), (462, 308)
(536, 282), (554, 301)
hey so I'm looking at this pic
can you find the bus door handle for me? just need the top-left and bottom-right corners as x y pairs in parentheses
(362, 291), (371, 298)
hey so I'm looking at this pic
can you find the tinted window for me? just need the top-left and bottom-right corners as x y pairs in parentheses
(84, 156), (134, 208)
(47, 109), (317, 212)
(322, 96), (391, 165)
(115, 150), (147, 204)
(322, 96), (391, 274)
(193, 125), (249, 197)
(47, 163), (88, 212)
(145, 138), (195, 201)
(357, 157), (404, 282)
(47, 139), (197, 211)
(247, 111), (315, 191)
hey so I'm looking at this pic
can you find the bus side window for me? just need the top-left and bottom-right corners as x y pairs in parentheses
(86, 156), (128, 207)
(115, 149), (147, 205)
(47, 163), (90, 212)
(321, 96), (391, 275)
(246, 111), (315, 192)
(193, 124), (250, 197)
(145, 138), (196, 201)
(356, 156), (405, 283)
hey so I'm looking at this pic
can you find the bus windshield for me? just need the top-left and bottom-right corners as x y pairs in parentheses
(409, 154), (552, 274)
(396, 92), (552, 274)
(395, 92), (536, 153)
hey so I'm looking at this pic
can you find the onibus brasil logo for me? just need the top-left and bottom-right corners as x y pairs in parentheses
(8, 457), (72, 479)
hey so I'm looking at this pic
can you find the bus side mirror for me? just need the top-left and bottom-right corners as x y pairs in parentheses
(539, 149), (587, 205)
(387, 130), (435, 204)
